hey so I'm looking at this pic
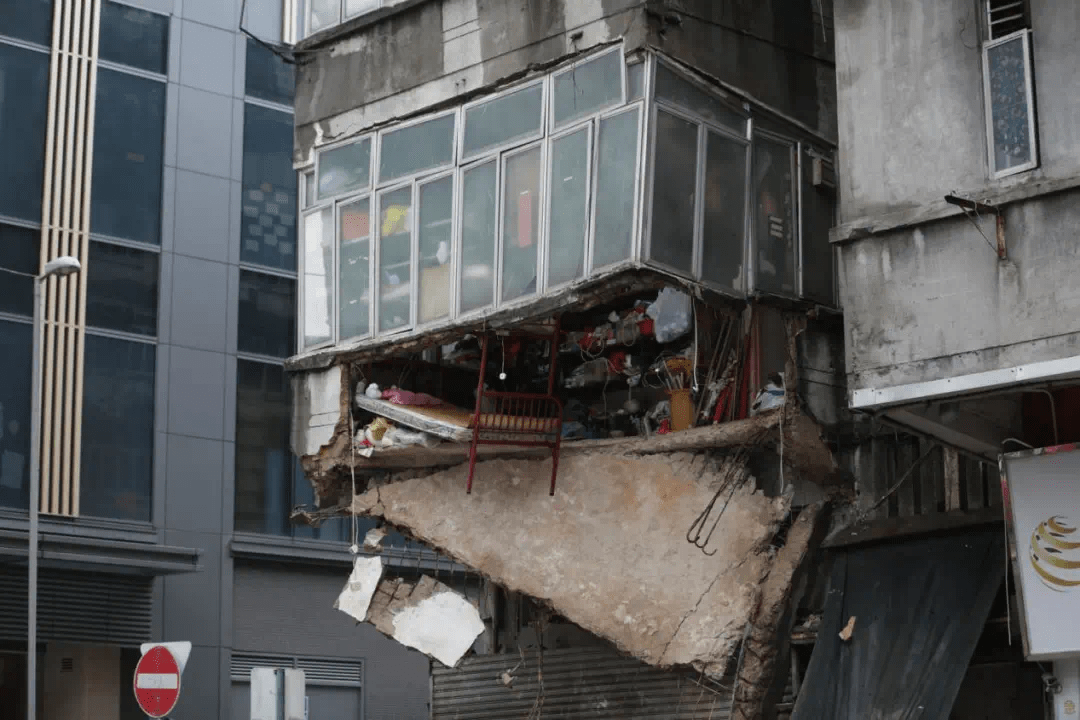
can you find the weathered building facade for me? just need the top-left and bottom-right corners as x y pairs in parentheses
(285, 0), (847, 717)
(789, 0), (1080, 717)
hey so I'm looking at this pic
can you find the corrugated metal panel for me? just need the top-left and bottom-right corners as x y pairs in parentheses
(231, 652), (363, 686)
(0, 566), (152, 645)
(433, 646), (734, 720)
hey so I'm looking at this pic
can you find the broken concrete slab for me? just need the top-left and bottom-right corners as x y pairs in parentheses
(334, 556), (384, 623)
(365, 575), (485, 668)
(351, 451), (793, 679)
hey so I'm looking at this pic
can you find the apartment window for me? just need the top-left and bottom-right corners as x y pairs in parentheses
(752, 135), (797, 296)
(983, 1), (1037, 178)
(305, 0), (403, 38)
(242, 104), (298, 273)
(650, 110), (699, 275)
(91, 55), (168, 244)
(98, 0), (169, 75)
(80, 336), (155, 522)
(78, 2), (168, 523)
(0, 0), (53, 46)
(0, 42), (50, 223)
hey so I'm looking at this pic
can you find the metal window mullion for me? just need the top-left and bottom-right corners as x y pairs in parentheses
(744, 130), (756, 294)
(692, 123), (706, 280)
(409, 178), (419, 329)
(296, 181), (307, 353)
(584, 118), (600, 278)
(796, 142), (805, 299)
(1022, 30), (1038, 171)
(372, 190), (383, 336)
(642, 57), (658, 264)
(449, 167), (461, 319)
(494, 152), (506, 308)
(537, 134), (552, 294)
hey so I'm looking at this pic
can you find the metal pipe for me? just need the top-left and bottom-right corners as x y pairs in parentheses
(27, 278), (43, 720)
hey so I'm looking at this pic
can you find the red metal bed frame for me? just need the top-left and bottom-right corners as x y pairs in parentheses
(466, 320), (563, 495)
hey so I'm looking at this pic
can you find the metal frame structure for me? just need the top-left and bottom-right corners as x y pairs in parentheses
(983, 28), (1039, 180)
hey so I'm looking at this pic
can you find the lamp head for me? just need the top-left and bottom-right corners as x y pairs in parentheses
(42, 256), (81, 277)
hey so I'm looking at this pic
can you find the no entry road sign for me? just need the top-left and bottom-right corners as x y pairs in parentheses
(134, 645), (181, 718)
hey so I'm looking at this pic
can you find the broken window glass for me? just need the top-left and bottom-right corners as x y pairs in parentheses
(546, 127), (589, 288)
(418, 175), (453, 324)
(655, 63), (746, 134)
(459, 161), (497, 313)
(752, 136), (796, 296)
(378, 113), (455, 184)
(552, 49), (623, 129)
(649, 110), (698, 275)
(501, 145), (542, 302)
(463, 83), (543, 159)
(302, 206), (334, 347)
(339, 197), (371, 339)
(701, 131), (747, 293)
(318, 138), (371, 200)
(986, 33), (1035, 175)
(593, 106), (639, 269)
(378, 186), (413, 332)
(80, 335), (155, 522)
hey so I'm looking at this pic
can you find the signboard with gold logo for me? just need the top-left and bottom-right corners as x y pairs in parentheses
(1002, 444), (1080, 660)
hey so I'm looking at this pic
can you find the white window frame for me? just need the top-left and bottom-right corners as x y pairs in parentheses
(496, 139), (546, 309)
(375, 107), (459, 188)
(544, 120), (594, 292)
(459, 78), (548, 164)
(982, 28), (1038, 180)
(314, 133), (374, 203)
(454, 155), (501, 322)
(589, 101), (645, 276)
(414, 169), (457, 329)
(335, 190), (374, 343)
(548, 44), (627, 133)
(372, 178), (414, 336)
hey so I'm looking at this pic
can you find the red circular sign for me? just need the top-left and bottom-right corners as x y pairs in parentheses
(133, 645), (181, 718)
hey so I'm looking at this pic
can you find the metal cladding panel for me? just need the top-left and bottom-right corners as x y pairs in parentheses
(433, 646), (733, 720)
(0, 566), (153, 645)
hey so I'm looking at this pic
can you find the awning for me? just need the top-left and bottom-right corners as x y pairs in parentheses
(791, 528), (1005, 720)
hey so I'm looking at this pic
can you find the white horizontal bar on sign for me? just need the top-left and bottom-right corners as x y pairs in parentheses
(136, 673), (179, 690)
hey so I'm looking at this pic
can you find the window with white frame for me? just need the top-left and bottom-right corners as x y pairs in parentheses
(303, 0), (408, 38)
(299, 46), (641, 351)
(982, 0), (1037, 178)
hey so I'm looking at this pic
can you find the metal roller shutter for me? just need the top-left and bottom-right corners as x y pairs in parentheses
(433, 646), (734, 720)
(0, 566), (152, 646)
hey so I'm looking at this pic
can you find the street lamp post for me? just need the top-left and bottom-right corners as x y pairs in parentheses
(0, 256), (82, 720)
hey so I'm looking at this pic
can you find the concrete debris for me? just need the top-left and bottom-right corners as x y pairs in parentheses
(366, 575), (485, 668)
(334, 556), (384, 623)
(363, 526), (387, 550)
(839, 616), (856, 642)
(351, 451), (793, 679)
(335, 557), (485, 667)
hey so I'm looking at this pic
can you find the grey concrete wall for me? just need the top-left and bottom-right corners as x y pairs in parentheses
(838, 187), (1080, 393)
(834, 0), (1080, 223)
(293, 0), (834, 163)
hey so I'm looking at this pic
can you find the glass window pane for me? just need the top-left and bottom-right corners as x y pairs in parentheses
(378, 114), (455, 184)
(649, 110), (698, 274)
(345, 0), (380, 19)
(418, 176), (453, 324)
(245, 38), (294, 106)
(0, 225), (38, 317)
(317, 139), (370, 199)
(0, 0), (53, 46)
(235, 359), (292, 536)
(339, 197), (371, 339)
(546, 128), (588, 287)
(86, 241), (159, 336)
(91, 69), (166, 244)
(0, 320), (32, 510)
(242, 105), (298, 271)
(463, 84), (543, 159)
(378, 187), (412, 332)
(308, 0), (339, 34)
(239, 270), (297, 358)
(99, 1), (169, 75)
(501, 146), (541, 302)
(460, 162), (497, 313)
(752, 137), (796, 295)
(302, 206), (333, 348)
(988, 35), (1034, 173)
(701, 132), (747, 292)
(80, 335), (154, 522)
(593, 108), (639, 269)
(302, 171), (315, 208)
(656, 63), (746, 133)
(627, 61), (645, 101)
(801, 153), (836, 305)
(0, 44), (49, 223)
(553, 50), (623, 128)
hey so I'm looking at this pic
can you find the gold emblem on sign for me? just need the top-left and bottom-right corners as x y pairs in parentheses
(1030, 516), (1080, 592)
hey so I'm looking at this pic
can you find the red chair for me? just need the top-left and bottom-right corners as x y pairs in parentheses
(467, 319), (563, 495)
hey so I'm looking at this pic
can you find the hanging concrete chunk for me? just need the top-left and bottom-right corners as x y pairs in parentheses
(351, 452), (796, 679)
(334, 555), (385, 623)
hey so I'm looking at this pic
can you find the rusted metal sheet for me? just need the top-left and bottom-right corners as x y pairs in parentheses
(432, 646), (733, 720)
